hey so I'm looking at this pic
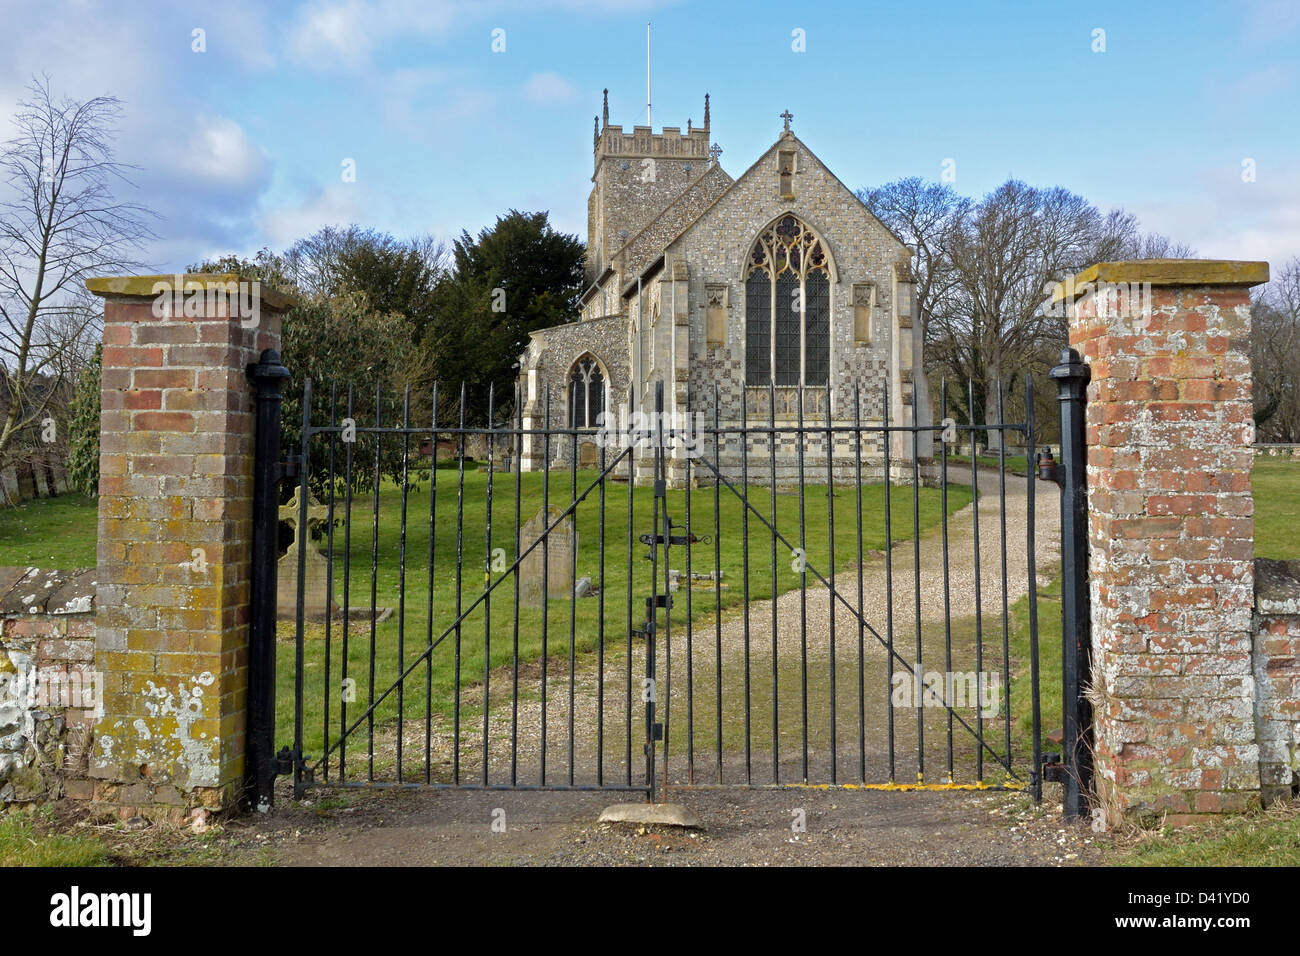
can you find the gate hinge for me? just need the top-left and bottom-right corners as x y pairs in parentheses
(1036, 449), (1062, 488)
(645, 594), (672, 613)
(275, 456), (301, 483)
(652, 722), (663, 741)
(654, 479), (666, 498)
(1041, 751), (1064, 783)
(631, 622), (654, 639)
(275, 745), (295, 777)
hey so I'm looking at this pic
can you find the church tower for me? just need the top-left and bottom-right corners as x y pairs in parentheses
(587, 90), (713, 284)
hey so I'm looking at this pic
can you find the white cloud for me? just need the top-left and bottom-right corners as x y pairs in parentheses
(1124, 162), (1300, 270)
(524, 72), (577, 104)
(161, 116), (272, 194)
(285, 0), (459, 71)
(258, 183), (366, 247)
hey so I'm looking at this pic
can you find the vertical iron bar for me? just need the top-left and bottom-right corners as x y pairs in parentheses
(597, 412), (607, 786)
(998, 379), (1012, 774)
(295, 377), (312, 797)
(568, 390), (577, 786)
(246, 349), (289, 810)
(715, 383), (726, 785)
(625, 386), (635, 787)
(769, 380), (779, 783)
(685, 431), (695, 784)
(941, 381), (954, 782)
(341, 384), (355, 782)
(969, 378), (984, 782)
(485, 383), (495, 786)
(397, 386), (410, 782)
(367, 381), (380, 783)
(1051, 348), (1092, 821)
(323, 382), (337, 783)
(912, 382), (923, 784)
(883, 379), (895, 782)
(797, 386), (808, 782)
(453, 383), (466, 784)
(541, 390), (550, 786)
(826, 385), (837, 784)
(854, 382), (865, 783)
(512, 384), (522, 786)
(1025, 373), (1042, 803)
(646, 380), (664, 802)
(425, 384), (437, 783)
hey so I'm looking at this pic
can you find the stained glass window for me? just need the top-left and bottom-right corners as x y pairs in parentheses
(744, 216), (832, 387)
(745, 272), (770, 385)
(569, 355), (605, 428)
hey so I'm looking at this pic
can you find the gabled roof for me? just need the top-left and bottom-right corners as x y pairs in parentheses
(611, 163), (734, 281)
(620, 130), (909, 296)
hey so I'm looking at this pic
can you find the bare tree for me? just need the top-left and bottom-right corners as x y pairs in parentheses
(858, 178), (969, 350)
(864, 175), (1195, 449)
(1253, 256), (1300, 442)
(0, 75), (153, 488)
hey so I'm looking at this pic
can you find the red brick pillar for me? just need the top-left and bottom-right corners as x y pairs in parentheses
(85, 275), (290, 819)
(1052, 260), (1269, 826)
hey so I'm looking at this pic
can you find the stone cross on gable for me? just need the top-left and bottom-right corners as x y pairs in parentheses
(708, 143), (722, 165)
(780, 109), (794, 132)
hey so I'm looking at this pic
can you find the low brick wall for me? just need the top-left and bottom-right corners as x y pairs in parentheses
(1253, 559), (1300, 804)
(0, 567), (97, 804)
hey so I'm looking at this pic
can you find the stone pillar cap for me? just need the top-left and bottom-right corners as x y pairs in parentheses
(85, 273), (297, 312)
(1047, 258), (1269, 306)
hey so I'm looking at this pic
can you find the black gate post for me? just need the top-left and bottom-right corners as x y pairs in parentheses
(1050, 347), (1093, 822)
(246, 349), (291, 812)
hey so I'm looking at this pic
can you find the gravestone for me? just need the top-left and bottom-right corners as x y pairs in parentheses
(519, 505), (576, 607)
(276, 489), (335, 620)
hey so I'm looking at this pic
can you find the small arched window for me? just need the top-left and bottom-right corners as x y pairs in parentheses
(745, 215), (831, 386)
(569, 355), (605, 428)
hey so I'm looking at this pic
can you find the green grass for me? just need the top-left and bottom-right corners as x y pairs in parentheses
(282, 469), (971, 766)
(0, 808), (110, 867)
(0, 493), (97, 567)
(1007, 575), (1063, 764)
(1113, 807), (1300, 865)
(1251, 457), (1300, 559)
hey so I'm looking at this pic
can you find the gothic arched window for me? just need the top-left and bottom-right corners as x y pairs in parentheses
(744, 215), (831, 386)
(569, 355), (605, 428)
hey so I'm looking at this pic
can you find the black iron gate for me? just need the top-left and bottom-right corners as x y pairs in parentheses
(247, 353), (1092, 814)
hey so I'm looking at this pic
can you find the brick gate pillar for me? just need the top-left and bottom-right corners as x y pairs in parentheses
(1050, 259), (1269, 826)
(85, 275), (290, 819)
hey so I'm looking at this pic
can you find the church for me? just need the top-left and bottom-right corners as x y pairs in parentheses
(516, 91), (932, 482)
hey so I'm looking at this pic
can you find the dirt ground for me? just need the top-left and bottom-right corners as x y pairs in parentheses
(151, 780), (1107, 867)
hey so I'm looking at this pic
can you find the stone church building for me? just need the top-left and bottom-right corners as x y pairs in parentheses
(516, 92), (932, 481)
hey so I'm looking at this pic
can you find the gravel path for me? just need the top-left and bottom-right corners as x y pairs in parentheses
(712, 467), (1061, 665)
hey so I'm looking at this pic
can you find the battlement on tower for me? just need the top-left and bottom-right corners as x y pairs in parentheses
(592, 91), (712, 169)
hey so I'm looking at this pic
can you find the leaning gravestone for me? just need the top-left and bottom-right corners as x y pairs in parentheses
(276, 489), (335, 620)
(519, 505), (576, 607)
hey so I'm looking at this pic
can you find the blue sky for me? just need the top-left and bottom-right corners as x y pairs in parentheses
(3, 0), (1297, 273)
